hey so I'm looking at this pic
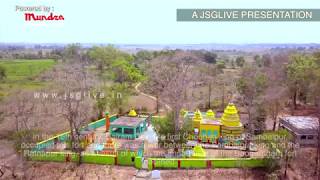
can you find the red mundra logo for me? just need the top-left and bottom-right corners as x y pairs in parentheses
(25, 13), (64, 21)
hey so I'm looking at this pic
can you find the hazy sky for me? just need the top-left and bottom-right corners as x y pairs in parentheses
(1, 0), (320, 44)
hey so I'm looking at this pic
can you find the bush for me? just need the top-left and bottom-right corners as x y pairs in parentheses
(217, 61), (226, 70)
(152, 112), (193, 150)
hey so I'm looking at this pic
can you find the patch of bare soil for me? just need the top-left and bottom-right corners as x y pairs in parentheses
(159, 168), (266, 180)
(284, 147), (319, 180)
(24, 163), (137, 180)
(128, 95), (156, 113)
(0, 140), (24, 179)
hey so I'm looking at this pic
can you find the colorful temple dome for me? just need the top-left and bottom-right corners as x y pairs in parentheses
(102, 138), (116, 155)
(192, 145), (206, 158)
(105, 138), (116, 149)
(193, 109), (203, 121)
(128, 109), (137, 117)
(206, 109), (215, 119)
(221, 103), (241, 127)
(192, 109), (203, 129)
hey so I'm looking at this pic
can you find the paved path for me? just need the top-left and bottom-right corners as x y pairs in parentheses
(132, 169), (151, 180)
(132, 160), (151, 180)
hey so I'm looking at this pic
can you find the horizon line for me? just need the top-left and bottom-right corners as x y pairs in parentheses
(1, 42), (320, 45)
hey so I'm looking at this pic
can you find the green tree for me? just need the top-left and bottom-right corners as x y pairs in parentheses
(95, 91), (108, 118)
(254, 54), (272, 67)
(258, 130), (293, 177)
(311, 52), (320, 105)
(254, 55), (262, 67)
(152, 49), (176, 58)
(134, 50), (154, 61)
(313, 52), (320, 65)
(262, 54), (272, 67)
(152, 112), (193, 155)
(63, 44), (81, 61)
(236, 56), (245, 67)
(216, 61), (225, 71)
(237, 66), (268, 157)
(286, 54), (317, 109)
(203, 51), (218, 64)
(110, 58), (144, 85)
(0, 65), (6, 81)
(88, 45), (128, 74)
(105, 83), (130, 114)
(237, 69), (268, 97)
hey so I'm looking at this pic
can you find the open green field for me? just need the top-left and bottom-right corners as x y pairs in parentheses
(0, 59), (57, 98)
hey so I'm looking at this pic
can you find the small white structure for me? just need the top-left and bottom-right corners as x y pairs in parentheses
(151, 170), (161, 179)
(279, 116), (319, 146)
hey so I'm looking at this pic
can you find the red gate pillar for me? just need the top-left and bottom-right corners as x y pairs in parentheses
(105, 112), (110, 132)
(152, 160), (155, 169)
(207, 160), (212, 169)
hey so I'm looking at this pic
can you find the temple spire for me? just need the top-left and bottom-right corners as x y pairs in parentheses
(128, 109), (137, 117)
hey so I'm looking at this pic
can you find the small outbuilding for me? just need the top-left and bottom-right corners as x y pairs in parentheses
(110, 116), (147, 139)
(279, 116), (319, 146)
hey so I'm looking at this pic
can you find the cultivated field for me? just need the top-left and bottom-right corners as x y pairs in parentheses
(0, 59), (56, 98)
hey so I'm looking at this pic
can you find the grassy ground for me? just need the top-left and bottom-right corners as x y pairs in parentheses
(0, 59), (56, 98)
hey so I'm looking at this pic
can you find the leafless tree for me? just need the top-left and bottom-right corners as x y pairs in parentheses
(262, 55), (289, 131)
(5, 91), (35, 131)
(197, 63), (219, 109)
(145, 60), (173, 114)
(149, 52), (199, 131)
(264, 87), (287, 131)
(1, 91), (39, 179)
(54, 63), (97, 164)
(237, 68), (257, 130)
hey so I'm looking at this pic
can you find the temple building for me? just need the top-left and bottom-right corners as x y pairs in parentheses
(109, 109), (148, 139)
(220, 103), (244, 137)
(190, 103), (244, 143)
